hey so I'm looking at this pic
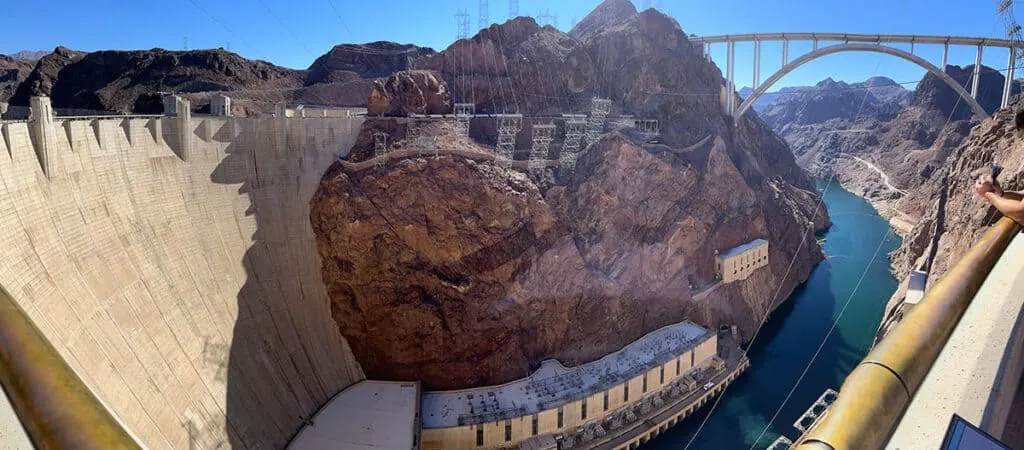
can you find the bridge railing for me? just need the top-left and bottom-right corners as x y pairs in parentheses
(793, 217), (1021, 449)
(0, 285), (139, 449)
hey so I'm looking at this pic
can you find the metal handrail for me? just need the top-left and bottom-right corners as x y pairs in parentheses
(0, 285), (139, 449)
(794, 217), (1020, 449)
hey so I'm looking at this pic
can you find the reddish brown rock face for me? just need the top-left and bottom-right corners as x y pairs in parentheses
(311, 133), (825, 389)
(365, 70), (452, 116)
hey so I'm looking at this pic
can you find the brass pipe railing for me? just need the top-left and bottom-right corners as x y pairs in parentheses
(0, 285), (139, 449)
(794, 217), (1020, 449)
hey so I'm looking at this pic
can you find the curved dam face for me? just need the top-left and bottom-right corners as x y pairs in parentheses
(0, 109), (365, 448)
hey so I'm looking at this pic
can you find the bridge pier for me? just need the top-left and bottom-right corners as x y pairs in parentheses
(972, 45), (983, 99)
(753, 40), (761, 90)
(942, 41), (949, 70)
(1003, 49), (1017, 109)
(782, 39), (789, 65)
(726, 41), (736, 115)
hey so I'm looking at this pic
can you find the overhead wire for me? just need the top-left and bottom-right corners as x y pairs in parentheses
(745, 49), (1000, 447)
(683, 53), (887, 450)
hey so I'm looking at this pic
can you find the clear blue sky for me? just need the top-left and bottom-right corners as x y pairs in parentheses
(0, 0), (1016, 91)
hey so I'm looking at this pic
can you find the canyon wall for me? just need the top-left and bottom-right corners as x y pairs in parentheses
(0, 110), (365, 448)
(310, 0), (829, 390)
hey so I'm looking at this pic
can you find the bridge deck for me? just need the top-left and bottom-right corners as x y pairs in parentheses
(693, 33), (1019, 48)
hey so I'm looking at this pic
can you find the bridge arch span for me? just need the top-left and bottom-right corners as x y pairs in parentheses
(736, 43), (988, 120)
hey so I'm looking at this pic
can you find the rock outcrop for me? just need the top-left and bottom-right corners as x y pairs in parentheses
(311, 0), (827, 389)
(0, 55), (33, 103)
(306, 42), (435, 85)
(877, 106), (1024, 340)
(366, 70), (452, 116)
(568, 0), (638, 42)
(10, 46), (84, 106)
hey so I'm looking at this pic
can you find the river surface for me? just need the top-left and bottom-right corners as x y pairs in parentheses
(643, 180), (902, 450)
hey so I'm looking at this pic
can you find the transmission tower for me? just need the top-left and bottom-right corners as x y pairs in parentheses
(561, 114), (587, 171)
(495, 114), (523, 166)
(529, 123), (556, 173)
(585, 98), (612, 147)
(373, 131), (388, 172)
(454, 103), (475, 143)
(999, 0), (1024, 60)
(456, 10), (471, 39)
(479, 0), (489, 30)
(509, 0), (519, 19)
(537, 9), (555, 27)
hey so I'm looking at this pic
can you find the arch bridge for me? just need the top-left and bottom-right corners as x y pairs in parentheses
(691, 33), (1023, 120)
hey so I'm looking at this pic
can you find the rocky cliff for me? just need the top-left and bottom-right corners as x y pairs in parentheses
(0, 55), (33, 103)
(765, 66), (1016, 233)
(877, 106), (1024, 339)
(310, 0), (828, 389)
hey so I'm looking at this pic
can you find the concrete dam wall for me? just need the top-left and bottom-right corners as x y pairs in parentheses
(0, 107), (366, 448)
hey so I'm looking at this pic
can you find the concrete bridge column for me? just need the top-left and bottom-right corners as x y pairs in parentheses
(753, 40), (761, 90)
(782, 39), (789, 65)
(726, 41), (736, 114)
(972, 45), (983, 99)
(1003, 49), (1016, 109)
(942, 42), (949, 70)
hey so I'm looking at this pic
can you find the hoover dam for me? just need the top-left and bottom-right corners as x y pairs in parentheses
(0, 97), (366, 449)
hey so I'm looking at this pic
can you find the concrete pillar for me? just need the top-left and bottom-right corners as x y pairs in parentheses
(28, 96), (56, 177)
(813, 39), (818, 51)
(211, 94), (232, 117)
(782, 39), (789, 65)
(1003, 49), (1016, 109)
(175, 96), (193, 161)
(942, 42), (949, 71)
(753, 40), (761, 90)
(971, 45), (983, 99)
(726, 41), (736, 114)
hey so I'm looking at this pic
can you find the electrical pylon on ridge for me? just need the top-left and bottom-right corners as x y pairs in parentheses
(456, 10), (471, 40)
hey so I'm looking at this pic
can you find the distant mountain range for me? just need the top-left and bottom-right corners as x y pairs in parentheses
(7, 50), (48, 61)
(739, 76), (911, 121)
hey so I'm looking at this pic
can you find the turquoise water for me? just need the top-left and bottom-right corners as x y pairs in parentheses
(643, 180), (902, 450)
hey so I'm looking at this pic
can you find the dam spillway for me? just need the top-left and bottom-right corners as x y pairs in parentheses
(0, 99), (366, 449)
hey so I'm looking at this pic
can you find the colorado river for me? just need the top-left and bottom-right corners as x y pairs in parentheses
(643, 180), (902, 449)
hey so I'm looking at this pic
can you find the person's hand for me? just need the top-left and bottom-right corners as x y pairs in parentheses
(975, 175), (998, 197)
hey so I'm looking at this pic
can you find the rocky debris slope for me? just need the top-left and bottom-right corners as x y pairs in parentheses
(767, 66), (1016, 232)
(0, 55), (33, 103)
(311, 0), (828, 389)
(877, 108), (1024, 339)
